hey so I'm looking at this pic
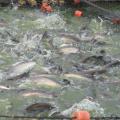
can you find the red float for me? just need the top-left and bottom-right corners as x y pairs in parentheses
(72, 111), (90, 120)
(74, 10), (83, 17)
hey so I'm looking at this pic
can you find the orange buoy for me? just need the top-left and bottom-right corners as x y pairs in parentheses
(40, 3), (48, 12)
(40, 2), (53, 13)
(46, 5), (53, 13)
(74, 0), (80, 4)
(72, 111), (90, 120)
(74, 10), (83, 17)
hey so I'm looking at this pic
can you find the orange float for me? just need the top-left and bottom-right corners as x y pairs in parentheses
(74, 10), (83, 17)
(72, 111), (90, 120)
(40, 3), (48, 12)
(40, 2), (53, 13)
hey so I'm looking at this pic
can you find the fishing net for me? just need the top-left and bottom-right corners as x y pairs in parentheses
(89, 1), (120, 24)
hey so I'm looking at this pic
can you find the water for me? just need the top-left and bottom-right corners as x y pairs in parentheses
(0, 3), (120, 118)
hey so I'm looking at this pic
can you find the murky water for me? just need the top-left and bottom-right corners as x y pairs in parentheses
(0, 3), (120, 119)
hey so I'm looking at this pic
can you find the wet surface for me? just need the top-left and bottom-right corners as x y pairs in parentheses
(0, 4), (120, 118)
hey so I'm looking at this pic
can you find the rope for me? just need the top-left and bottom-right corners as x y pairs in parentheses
(0, 115), (72, 119)
(82, 0), (114, 15)
(0, 115), (120, 119)
(91, 117), (120, 119)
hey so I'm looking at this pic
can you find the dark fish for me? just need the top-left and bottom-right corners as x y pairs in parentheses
(26, 103), (55, 113)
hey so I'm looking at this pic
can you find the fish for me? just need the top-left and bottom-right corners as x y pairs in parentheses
(80, 32), (93, 41)
(20, 89), (57, 98)
(39, 66), (57, 74)
(5, 61), (36, 80)
(60, 37), (77, 45)
(59, 47), (79, 55)
(64, 73), (90, 81)
(39, 66), (63, 74)
(31, 72), (56, 78)
(0, 85), (10, 90)
(26, 103), (55, 113)
(22, 92), (53, 98)
(59, 33), (81, 42)
(30, 77), (61, 88)
(59, 44), (72, 48)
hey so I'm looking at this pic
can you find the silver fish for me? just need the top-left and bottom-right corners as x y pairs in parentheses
(59, 47), (79, 55)
(0, 85), (10, 90)
(30, 76), (61, 88)
(20, 89), (57, 99)
(5, 61), (36, 80)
